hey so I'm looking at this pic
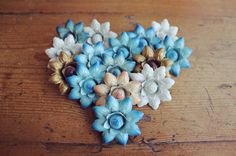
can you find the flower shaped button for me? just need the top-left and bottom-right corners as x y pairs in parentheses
(92, 96), (143, 145)
(130, 64), (175, 109)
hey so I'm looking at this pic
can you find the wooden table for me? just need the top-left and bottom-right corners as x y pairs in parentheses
(0, 0), (236, 155)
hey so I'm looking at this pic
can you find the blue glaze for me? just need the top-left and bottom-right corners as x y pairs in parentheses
(92, 96), (144, 145)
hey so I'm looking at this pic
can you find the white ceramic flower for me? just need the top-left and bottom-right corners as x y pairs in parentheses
(151, 19), (178, 40)
(45, 34), (82, 61)
(84, 19), (117, 47)
(130, 64), (175, 110)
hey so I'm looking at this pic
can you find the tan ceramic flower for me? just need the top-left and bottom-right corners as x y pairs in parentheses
(48, 52), (76, 94)
(94, 71), (141, 106)
(133, 46), (173, 73)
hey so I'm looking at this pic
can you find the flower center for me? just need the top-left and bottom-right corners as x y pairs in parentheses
(146, 59), (161, 70)
(166, 49), (179, 62)
(92, 33), (103, 44)
(111, 88), (126, 100)
(144, 80), (159, 94)
(82, 79), (96, 93)
(63, 63), (77, 78)
(109, 114), (125, 130)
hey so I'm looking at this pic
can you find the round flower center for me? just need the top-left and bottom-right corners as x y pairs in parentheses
(144, 80), (159, 94)
(82, 79), (96, 93)
(109, 114), (125, 130)
(92, 33), (103, 44)
(63, 65), (77, 77)
(166, 50), (179, 61)
(146, 59), (161, 70)
(111, 88), (126, 100)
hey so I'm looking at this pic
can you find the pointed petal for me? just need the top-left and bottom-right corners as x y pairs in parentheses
(93, 106), (110, 118)
(74, 22), (84, 34)
(174, 37), (185, 49)
(109, 38), (120, 47)
(76, 64), (90, 77)
(68, 87), (81, 100)
(117, 71), (129, 85)
(94, 42), (104, 55)
(159, 78), (175, 89)
(64, 34), (76, 48)
(104, 73), (117, 87)
(142, 64), (154, 79)
(53, 37), (64, 48)
(66, 75), (80, 87)
(161, 19), (170, 31)
(84, 27), (95, 36)
(116, 133), (128, 145)
(108, 31), (117, 38)
(130, 73), (145, 82)
(151, 21), (161, 32)
(102, 129), (117, 144)
(119, 97), (132, 114)
(91, 19), (100, 32)
(154, 66), (166, 81)
(103, 54), (114, 66)
(179, 58), (191, 68)
(148, 95), (160, 110)
(138, 96), (149, 107)
(56, 26), (69, 39)
(134, 24), (145, 35)
(181, 47), (192, 58)
(170, 63), (181, 77)
(95, 96), (106, 106)
(66, 19), (74, 32)
(145, 27), (155, 39)
(74, 54), (88, 64)
(164, 35), (174, 47)
(106, 96), (119, 111)
(121, 61), (136, 72)
(80, 95), (93, 108)
(119, 32), (129, 45)
(125, 123), (141, 136)
(100, 22), (110, 34)
(82, 44), (94, 55)
(92, 118), (106, 132)
(126, 110), (143, 122)
(169, 26), (178, 37)
(94, 84), (110, 96)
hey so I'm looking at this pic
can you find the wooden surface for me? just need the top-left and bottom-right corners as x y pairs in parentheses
(0, 0), (236, 155)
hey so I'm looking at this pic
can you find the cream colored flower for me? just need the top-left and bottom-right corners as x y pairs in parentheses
(94, 71), (141, 105)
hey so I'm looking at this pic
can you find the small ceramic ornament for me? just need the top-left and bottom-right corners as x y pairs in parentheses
(130, 64), (175, 110)
(152, 19), (178, 40)
(133, 46), (173, 73)
(94, 71), (141, 105)
(45, 35), (81, 61)
(47, 52), (75, 94)
(163, 36), (192, 77)
(84, 19), (117, 47)
(92, 96), (143, 145)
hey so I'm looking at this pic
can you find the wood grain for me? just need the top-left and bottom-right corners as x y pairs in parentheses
(0, 0), (236, 155)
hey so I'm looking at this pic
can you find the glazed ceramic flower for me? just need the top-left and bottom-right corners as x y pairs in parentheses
(152, 19), (178, 40)
(133, 46), (173, 73)
(130, 64), (175, 110)
(92, 96), (143, 145)
(45, 35), (81, 61)
(163, 35), (192, 77)
(48, 52), (76, 94)
(84, 19), (117, 47)
(94, 71), (141, 105)
(57, 19), (89, 43)
(66, 62), (105, 108)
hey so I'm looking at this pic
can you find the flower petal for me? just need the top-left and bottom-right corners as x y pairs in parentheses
(100, 22), (110, 34)
(116, 132), (128, 145)
(138, 95), (149, 107)
(84, 27), (95, 36)
(161, 19), (170, 31)
(148, 95), (160, 110)
(130, 73), (145, 82)
(104, 73), (117, 86)
(68, 87), (81, 100)
(121, 61), (136, 72)
(159, 78), (175, 89)
(142, 64), (154, 79)
(74, 54), (88, 64)
(134, 24), (145, 35)
(126, 110), (143, 123)
(66, 75), (81, 87)
(82, 43), (94, 55)
(154, 66), (166, 81)
(181, 47), (192, 58)
(169, 26), (178, 37)
(74, 22), (84, 34)
(151, 21), (161, 32)
(92, 118), (106, 132)
(125, 123), (141, 136)
(93, 106), (110, 118)
(106, 96), (119, 111)
(65, 19), (74, 32)
(103, 54), (114, 66)
(91, 19), (101, 32)
(56, 26), (69, 39)
(80, 95), (93, 108)
(109, 38), (120, 47)
(76, 64), (90, 78)
(117, 71), (129, 85)
(94, 84), (110, 96)
(95, 96), (106, 106)
(119, 32), (129, 45)
(102, 129), (117, 144)
(64, 34), (75, 48)
(53, 37), (64, 48)
(119, 97), (132, 114)
(174, 37), (185, 49)
(158, 89), (172, 101)
(170, 63), (181, 77)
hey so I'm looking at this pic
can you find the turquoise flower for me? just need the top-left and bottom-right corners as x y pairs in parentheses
(74, 42), (135, 76)
(66, 62), (105, 108)
(92, 96), (143, 145)
(163, 35), (192, 77)
(57, 19), (89, 43)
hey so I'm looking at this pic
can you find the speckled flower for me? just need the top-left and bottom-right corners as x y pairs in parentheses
(48, 52), (76, 95)
(45, 35), (81, 61)
(84, 19), (117, 47)
(57, 19), (89, 43)
(66, 62), (105, 108)
(133, 46), (173, 73)
(92, 96), (143, 145)
(130, 64), (175, 110)
(152, 19), (178, 40)
(163, 35), (192, 77)
(94, 71), (141, 106)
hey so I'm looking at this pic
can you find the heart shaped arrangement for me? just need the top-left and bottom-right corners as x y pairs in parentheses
(45, 19), (192, 145)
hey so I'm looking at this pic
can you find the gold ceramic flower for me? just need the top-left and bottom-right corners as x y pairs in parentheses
(133, 46), (173, 73)
(48, 52), (76, 95)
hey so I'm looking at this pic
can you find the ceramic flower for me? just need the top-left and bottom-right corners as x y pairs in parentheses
(163, 35), (192, 77)
(92, 96), (143, 145)
(66, 62), (105, 108)
(48, 52), (76, 94)
(94, 71), (141, 106)
(45, 35), (81, 61)
(57, 19), (89, 43)
(133, 46), (173, 73)
(152, 19), (178, 40)
(84, 19), (117, 47)
(130, 64), (175, 110)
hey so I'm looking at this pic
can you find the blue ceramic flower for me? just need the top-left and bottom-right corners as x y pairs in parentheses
(163, 35), (192, 77)
(57, 19), (89, 43)
(92, 96), (143, 145)
(74, 42), (135, 77)
(66, 62), (105, 108)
